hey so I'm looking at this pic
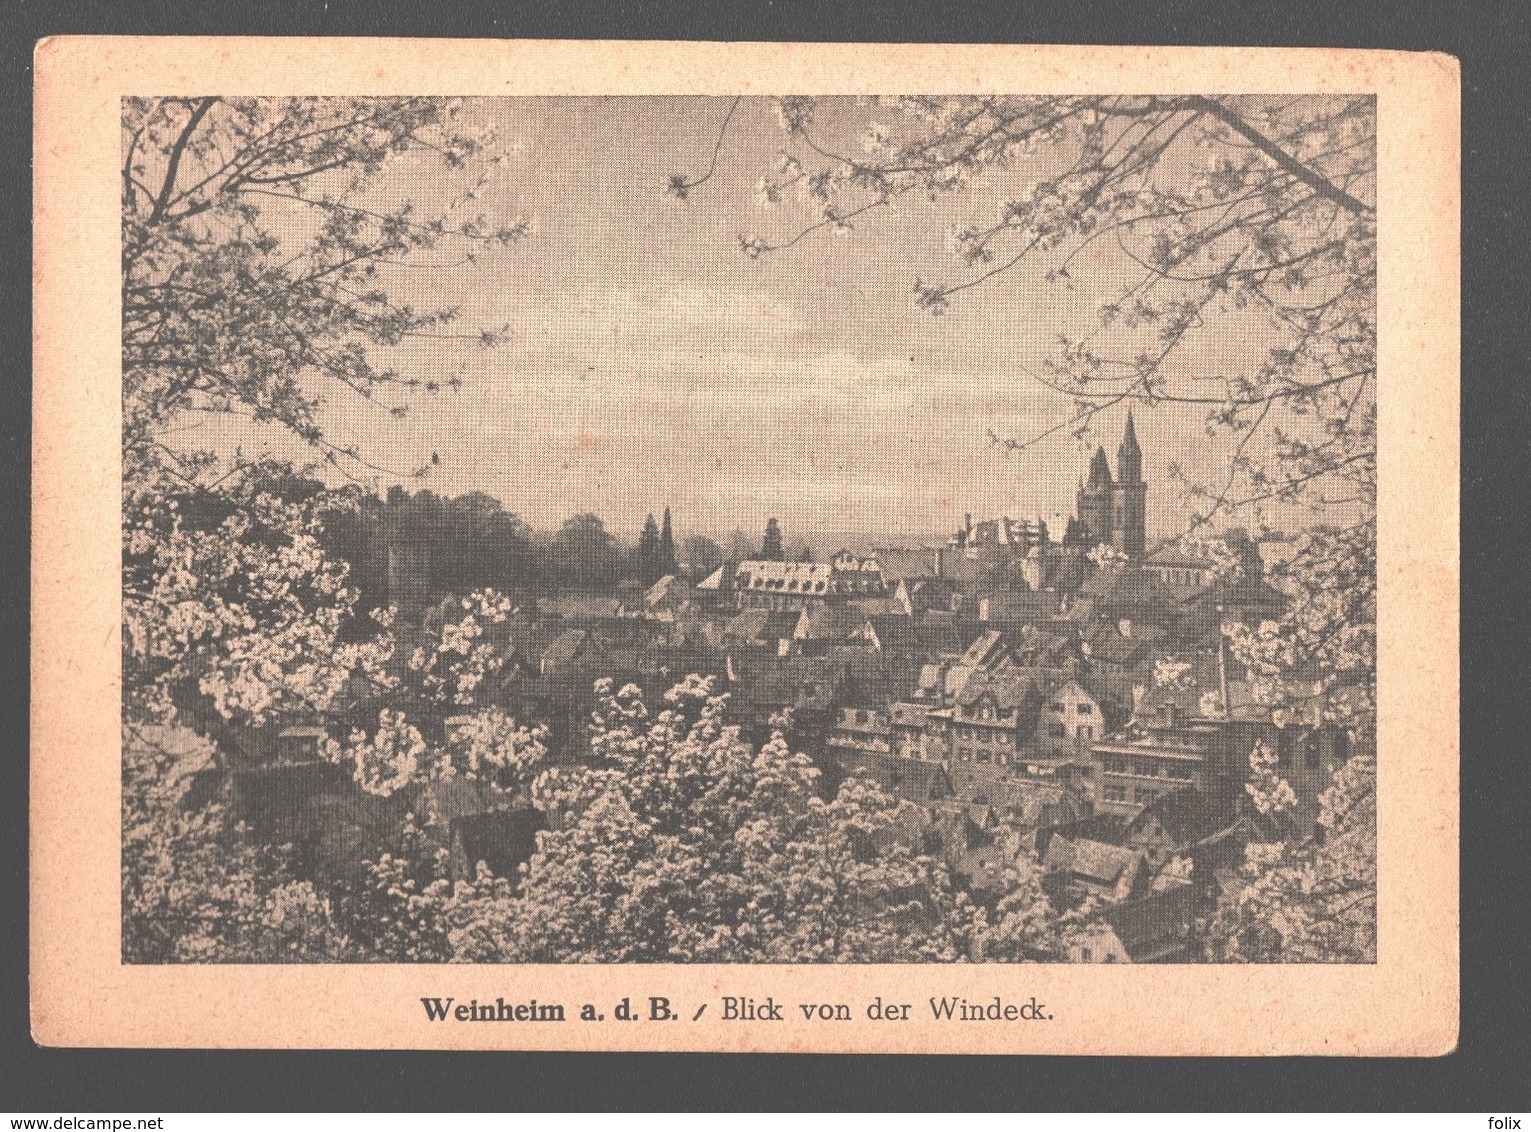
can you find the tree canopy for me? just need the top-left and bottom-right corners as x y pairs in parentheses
(124, 96), (526, 478)
(119, 98), (547, 960)
(681, 95), (1374, 528)
(318, 676), (1058, 963)
(673, 94), (1376, 724)
(123, 97), (529, 734)
(672, 94), (1379, 962)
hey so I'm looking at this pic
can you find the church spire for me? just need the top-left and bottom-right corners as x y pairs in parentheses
(1117, 409), (1143, 485)
(1086, 446), (1113, 493)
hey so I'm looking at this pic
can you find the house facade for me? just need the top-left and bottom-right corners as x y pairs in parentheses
(1035, 680), (1104, 757)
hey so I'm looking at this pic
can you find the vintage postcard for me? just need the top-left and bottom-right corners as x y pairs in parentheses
(31, 39), (1458, 1053)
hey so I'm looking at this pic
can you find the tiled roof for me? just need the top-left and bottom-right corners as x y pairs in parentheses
(1136, 667), (1270, 723)
(762, 611), (802, 639)
(1045, 835), (1143, 885)
(723, 610), (798, 643)
(871, 547), (940, 580)
(539, 629), (595, 671)
(844, 596), (908, 617)
(693, 565), (731, 592)
(1126, 786), (1236, 847)
(862, 613), (916, 652)
(889, 701), (931, 729)
(730, 655), (844, 711)
(536, 594), (623, 621)
(642, 574), (687, 607)
(980, 592), (1066, 622)
(1078, 568), (1174, 606)
(954, 670), (1041, 713)
(957, 629), (1008, 669)
(724, 611), (770, 642)
(734, 559), (836, 595)
(1085, 632), (1151, 666)
(796, 605), (862, 641)
(949, 763), (1077, 824)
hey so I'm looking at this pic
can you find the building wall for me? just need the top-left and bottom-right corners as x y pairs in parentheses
(1094, 719), (1358, 829)
(1091, 741), (1206, 816)
(1077, 490), (1113, 547)
(948, 713), (1021, 766)
(1036, 682), (1102, 756)
(1147, 562), (1215, 588)
(949, 686), (1033, 767)
(828, 707), (894, 757)
(1069, 926), (1131, 963)
(1111, 482), (1147, 561)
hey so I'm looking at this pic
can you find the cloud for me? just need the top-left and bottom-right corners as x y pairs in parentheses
(506, 281), (1061, 429)
(558, 283), (804, 348)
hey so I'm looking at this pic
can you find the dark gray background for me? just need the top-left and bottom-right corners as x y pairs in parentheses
(2, 0), (1523, 1112)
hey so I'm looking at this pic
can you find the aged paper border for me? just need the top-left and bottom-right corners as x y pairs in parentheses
(31, 38), (1460, 1054)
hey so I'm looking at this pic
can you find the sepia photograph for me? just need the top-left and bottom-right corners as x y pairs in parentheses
(31, 39), (1458, 1054)
(118, 90), (1378, 967)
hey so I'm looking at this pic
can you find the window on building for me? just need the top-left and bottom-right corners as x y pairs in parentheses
(1104, 954), (1117, 963)
(856, 710), (867, 724)
(1304, 732), (1322, 770)
(997, 733), (1010, 745)
(1334, 730), (1351, 763)
(1079, 726), (1093, 741)
(1049, 703), (1065, 712)
(1049, 723), (1067, 738)
(1077, 703), (1092, 714)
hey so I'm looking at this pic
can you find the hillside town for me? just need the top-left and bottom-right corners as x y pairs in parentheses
(181, 414), (1359, 964)
(114, 94), (1379, 967)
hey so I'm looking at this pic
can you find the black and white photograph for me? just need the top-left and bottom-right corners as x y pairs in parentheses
(115, 89), (1382, 969)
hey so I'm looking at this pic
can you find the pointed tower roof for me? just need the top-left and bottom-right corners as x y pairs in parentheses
(1119, 408), (1141, 455)
(1086, 446), (1113, 492)
(1117, 409), (1143, 484)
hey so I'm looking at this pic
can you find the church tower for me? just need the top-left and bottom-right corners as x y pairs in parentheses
(1110, 410), (1147, 561)
(1076, 448), (1114, 547)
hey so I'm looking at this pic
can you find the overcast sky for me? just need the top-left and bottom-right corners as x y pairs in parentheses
(254, 96), (1276, 548)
